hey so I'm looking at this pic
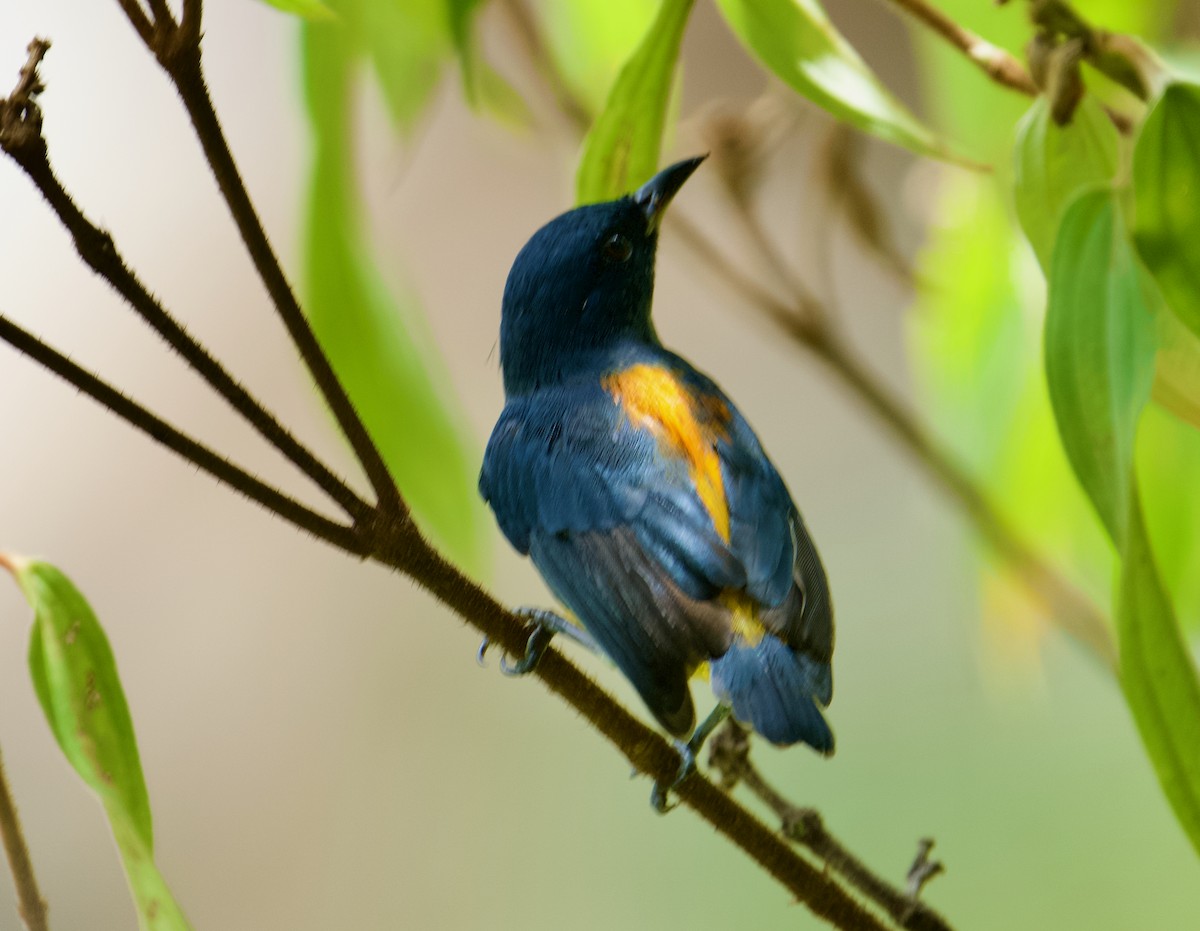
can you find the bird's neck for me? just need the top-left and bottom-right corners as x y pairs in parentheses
(500, 332), (665, 396)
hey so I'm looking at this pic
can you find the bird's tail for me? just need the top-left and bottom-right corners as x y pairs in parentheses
(710, 635), (834, 752)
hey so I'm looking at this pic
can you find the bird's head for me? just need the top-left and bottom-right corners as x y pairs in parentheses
(499, 156), (705, 394)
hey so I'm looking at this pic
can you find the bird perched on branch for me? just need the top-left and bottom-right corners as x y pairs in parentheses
(480, 157), (834, 806)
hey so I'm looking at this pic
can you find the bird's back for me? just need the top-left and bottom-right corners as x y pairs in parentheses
(481, 345), (834, 749)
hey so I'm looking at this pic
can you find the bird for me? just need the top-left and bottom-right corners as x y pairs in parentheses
(479, 156), (834, 805)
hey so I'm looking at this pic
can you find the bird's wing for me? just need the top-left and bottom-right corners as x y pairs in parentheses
(480, 381), (746, 734)
(715, 396), (834, 670)
(480, 366), (834, 733)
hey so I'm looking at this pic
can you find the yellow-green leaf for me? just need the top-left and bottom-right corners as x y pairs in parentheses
(575, 0), (695, 204)
(1154, 307), (1200, 430)
(2, 555), (192, 931)
(1014, 97), (1121, 271)
(714, 0), (958, 162)
(541, 0), (659, 116)
(1133, 82), (1200, 338)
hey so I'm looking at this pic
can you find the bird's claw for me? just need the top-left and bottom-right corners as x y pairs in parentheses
(500, 623), (556, 676)
(650, 740), (697, 814)
(648, 704), (731, 813)
(478, 608), (596, 677)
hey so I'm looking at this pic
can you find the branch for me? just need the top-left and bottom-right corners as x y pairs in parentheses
(0, 46), (370, 523)
(0, 312), (360, 554)
(0, 745), (50, 931)
(0, 300), (896, 931)
(709, 721), (950, 931)
(380, 541), (896, 931)
(115, 2), (406, 517)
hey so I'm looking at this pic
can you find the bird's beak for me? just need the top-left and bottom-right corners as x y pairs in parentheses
(634, 155), (707, 233)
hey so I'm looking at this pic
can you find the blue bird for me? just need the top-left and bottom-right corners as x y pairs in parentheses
(480, 157), (834, 802)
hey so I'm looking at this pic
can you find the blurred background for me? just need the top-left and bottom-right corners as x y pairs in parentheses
(1, 1), (1198, 929)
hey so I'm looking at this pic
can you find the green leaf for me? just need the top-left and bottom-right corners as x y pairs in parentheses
(1154, 306), (1200, 430)
(541, 0), (659, 116)
(575, 0), (695, 205)
(714, 0), (959, 162)
(1014, 97), (1121, 271)
(1045, 188), (1158, 544)
(258, 0), (337, 20)
(1133, 82), (1200, 338)
(302, 23), (487, 569)
(1117, 496), (1200, 857)
(2, 555), (192, 931)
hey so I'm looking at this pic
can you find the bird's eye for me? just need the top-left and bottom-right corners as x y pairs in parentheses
(601, 233), (633, 262)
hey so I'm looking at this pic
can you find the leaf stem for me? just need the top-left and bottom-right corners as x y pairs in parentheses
(0, 747), (50, 931)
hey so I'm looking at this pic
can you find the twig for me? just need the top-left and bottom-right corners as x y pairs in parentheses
(0, 312), (360, 554)
(0, 746), (50, 931)
(115, 3), (406, 518)
(880, 0), (1038, 96)
(905, 839), (945, 919)
(0, 44), (370, 523)
(709, 721), (951, 931)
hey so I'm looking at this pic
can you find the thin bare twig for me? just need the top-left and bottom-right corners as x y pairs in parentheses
(118, 8), (406, 518)
(0, 140), (371, 522)
(0, 313), (361, 553)
(710, 721), (950, 931)
(905, 839), (946, 912)
(0, 747), (50, 931)
(881, 0), (1038, 95)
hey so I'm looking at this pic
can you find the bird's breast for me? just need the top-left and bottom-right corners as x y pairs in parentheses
(601, 363), (733, 543)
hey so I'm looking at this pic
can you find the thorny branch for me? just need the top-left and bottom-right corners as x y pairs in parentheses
(0, 18), (908, 931)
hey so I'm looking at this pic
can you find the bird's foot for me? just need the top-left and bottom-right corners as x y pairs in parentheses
(649, 704), (732, 813)
(650, 740), (696, 814)
(477, 607), (600, 676)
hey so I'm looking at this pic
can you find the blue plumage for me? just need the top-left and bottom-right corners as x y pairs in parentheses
(480, 158), (834, 752)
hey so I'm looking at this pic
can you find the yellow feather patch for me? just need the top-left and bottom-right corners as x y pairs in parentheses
(603, 364), (732, 542)
(720, 590), (766, 646)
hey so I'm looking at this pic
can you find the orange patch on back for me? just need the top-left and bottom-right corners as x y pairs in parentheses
(602, 364), (732, 542)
